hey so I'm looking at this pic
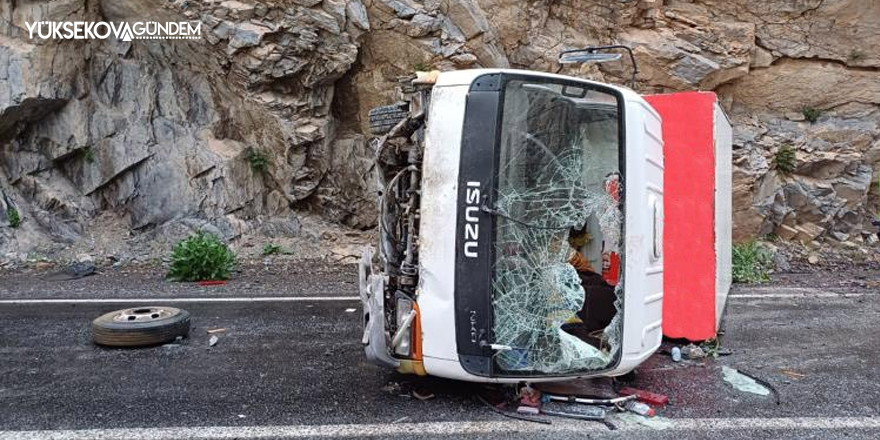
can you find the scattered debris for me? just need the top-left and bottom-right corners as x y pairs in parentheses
(541, 403), (606, 421)
(736, 368), (781, 405)
(475, 394), (550, 425)
(624, 400), (656, 417)
(412, 389), (435, 401)
(516, 405), (540, 416)
(516, 386), (542, 415)
(616, 412), (674, 429)
(721, 366), (772, 397)
(382, 382), (403, 395)
(206, 328), (227, 334)
(618, 387), (669, 407)
(209, 335), (219, 347)
(671, 346), (682, 362)
(780, 369), (806, 379)
(681, 344), (707, 359)
(544, 393), (636, 407)
(197, 280), (227, 287)
(474, 381), (647, 430)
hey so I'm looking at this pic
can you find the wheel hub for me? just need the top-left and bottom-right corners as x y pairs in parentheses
(111, 307), (173, 323)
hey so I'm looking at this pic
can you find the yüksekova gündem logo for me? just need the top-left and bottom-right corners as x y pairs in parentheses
(25, 21), (202, 41)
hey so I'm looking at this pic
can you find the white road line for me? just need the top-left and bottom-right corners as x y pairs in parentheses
(729, 293), (865, 299)
(2, 417), (878, 439)
(0, 296), (360, 305)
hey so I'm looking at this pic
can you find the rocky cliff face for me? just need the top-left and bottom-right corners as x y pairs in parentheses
(1, 0), (878, 262)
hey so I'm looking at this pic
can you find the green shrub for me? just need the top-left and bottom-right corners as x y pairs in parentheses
(802, 106), (821, 124)
(262, 243), (283, 256)
(412, 62), (430, 72)
(876, 175), (880, 220)
(82, 147), (95, 163)
(774, 145), (797, 174)
(732, 241), (774, 284)
(167, 232), (236, 281)
(848, 49), (864, 62)
(6, 207), (21, 228)
(246, 149), (270, 173)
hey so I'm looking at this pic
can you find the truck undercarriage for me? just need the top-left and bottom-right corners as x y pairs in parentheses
(359, 77), (432, 371)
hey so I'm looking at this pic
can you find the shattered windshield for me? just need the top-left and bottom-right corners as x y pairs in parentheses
(491, 79), (623, 374)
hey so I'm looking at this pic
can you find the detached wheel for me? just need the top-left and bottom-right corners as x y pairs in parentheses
(92, 307), (191, 347)
(368, 103), (408, 135)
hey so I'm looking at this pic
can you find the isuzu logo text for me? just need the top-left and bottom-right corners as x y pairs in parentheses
(463, 181), (480, 258)
(25, 21), (202, 41)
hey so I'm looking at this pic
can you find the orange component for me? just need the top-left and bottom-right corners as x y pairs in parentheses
(411, 301), (423, 361)
(569, 251), (593, 273)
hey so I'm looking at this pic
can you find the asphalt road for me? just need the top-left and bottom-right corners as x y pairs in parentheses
(0, 262), (878, 439)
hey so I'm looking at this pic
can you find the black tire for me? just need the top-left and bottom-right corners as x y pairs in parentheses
(92, 307), (191, 347)
(369, 103), (408, 135)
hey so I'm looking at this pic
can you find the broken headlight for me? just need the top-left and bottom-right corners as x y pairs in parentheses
(392, 293), (417, 357)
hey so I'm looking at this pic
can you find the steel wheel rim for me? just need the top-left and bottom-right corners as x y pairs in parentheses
(111, 307), (175, 323)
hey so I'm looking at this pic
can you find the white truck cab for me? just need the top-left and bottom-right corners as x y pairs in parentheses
(360, 68), (664, 383)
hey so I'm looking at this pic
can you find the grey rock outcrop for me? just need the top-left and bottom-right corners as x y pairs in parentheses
(1, 0), (879, 261)
(1, 0), (365, 258)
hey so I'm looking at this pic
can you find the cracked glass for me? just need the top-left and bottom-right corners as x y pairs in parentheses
(491, 79), (624, 374)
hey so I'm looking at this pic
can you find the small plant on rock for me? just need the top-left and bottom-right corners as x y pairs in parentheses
(167, 232), (237, 282)
(732, 241), (774, 284)
(802, 106), (821, 124)
(82, 147), (95, 164)
(262, 243), (283, 256)
(6, 207), (21, 228)
(246, 149), (270, 173)
(774, 145), (797, 174)
(875, 174), (880, 221)
(848, 49), (864, 62)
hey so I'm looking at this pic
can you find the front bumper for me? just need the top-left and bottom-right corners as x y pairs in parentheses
(359, 247), (399, 369)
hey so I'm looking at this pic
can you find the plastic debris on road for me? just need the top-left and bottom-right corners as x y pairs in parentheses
(616, 413), (674, 429)
(721, 366), (770, 396)
(681, 344), (707, 359)
(624, 400), (655, 417)
(618, 387), (669, 407)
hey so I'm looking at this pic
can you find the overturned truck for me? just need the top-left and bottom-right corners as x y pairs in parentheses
(359, 68), (664, 382)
